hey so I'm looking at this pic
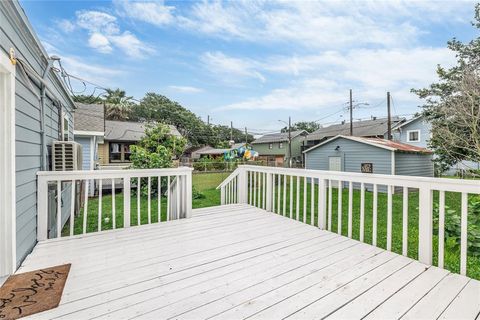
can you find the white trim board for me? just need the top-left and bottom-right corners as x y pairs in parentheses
(0, 50), (17, 276)
(74, 130), (104, 137)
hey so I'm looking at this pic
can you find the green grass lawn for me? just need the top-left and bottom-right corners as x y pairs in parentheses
(64, 172), (479, 280)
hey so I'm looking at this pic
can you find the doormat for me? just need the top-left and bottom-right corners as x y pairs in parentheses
(0, 264), (71, 320)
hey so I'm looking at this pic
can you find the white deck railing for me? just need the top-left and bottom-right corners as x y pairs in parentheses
(218, 165), (480, 276)
(37, 167), (193, 240)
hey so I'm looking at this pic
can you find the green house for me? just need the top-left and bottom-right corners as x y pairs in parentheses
(251, 130), (307, 167)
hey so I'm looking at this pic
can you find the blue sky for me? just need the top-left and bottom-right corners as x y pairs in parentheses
(21, 0), (478, 134)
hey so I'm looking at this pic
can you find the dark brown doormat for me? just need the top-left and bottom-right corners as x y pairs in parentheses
(0, 264), (71, 320)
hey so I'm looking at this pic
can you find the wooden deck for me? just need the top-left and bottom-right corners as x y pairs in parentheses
(20, 204), (480, 319)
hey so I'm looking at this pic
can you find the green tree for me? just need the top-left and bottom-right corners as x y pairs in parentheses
(104, 88), (134, 121)
(412, 4), (480, 172)
(280, 121), (320, 133)
(130, 123), (187, 170)
(72, 94), (103, 104)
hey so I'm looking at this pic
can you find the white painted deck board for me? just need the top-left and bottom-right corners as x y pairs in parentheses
(18, 204), (478, 320)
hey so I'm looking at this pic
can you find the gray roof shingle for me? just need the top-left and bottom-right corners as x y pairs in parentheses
(252, 130), (307, 144)
(104, 120), (182, 141)
(74, 103), (105, 133)
(306, 117), (405, 141)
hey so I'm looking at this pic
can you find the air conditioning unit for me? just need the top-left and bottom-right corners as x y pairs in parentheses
(52, 141), (82, 171)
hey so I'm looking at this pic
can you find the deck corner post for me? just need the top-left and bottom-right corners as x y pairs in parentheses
(318, 178), (327, 229)
(237, 168), (248, 204)
(37, 175), (49, 241)
(418, 185), (433, 265)
(123, 177), (131, 227)
(265, 172), (273, 212)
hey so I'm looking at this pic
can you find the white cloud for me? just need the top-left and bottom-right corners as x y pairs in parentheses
(168, 85), (203, 93)
(56, 19), (76, 33)
(76, 10), (120, 35)
(114, 0), (175, 26)
(201, 51), (265, 83)
(88, 32), (112, 53)
(109, 31), (155, 57)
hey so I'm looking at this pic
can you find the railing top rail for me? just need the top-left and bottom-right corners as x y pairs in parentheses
(216, 168), (241, 190)
(237, 165), (480, 193)
(37, 167), (193, 181)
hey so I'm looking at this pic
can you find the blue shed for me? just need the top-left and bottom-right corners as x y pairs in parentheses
(304, 135), (434, 191)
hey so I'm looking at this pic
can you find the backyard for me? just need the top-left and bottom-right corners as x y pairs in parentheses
(66, 172), (479, 280)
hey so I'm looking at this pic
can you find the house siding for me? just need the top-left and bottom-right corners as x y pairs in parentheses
(253, 136), (305, 166)
(1, 1), (75, 267)
(75, 136), (92, 170)
(392, 117), (431, 149)
(395, 152), (434, 177)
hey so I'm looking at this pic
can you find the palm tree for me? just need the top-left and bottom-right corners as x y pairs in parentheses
(104, 88), (134, 121)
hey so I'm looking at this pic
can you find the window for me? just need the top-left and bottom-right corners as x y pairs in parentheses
(279, 142), (283, 149)
(407, 130), (420, 142)
(110, 142), (133, 162)
(62, 113), (70, 141)
(268, 143), (273, 149)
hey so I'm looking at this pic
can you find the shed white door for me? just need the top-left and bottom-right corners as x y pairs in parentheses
(329, 156), (342, 187)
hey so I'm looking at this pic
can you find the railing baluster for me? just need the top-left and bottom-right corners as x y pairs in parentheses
(98, 179), (102, 232)
(289, 175), (293, 218)
(70, 180), (75, 237)
(360, 182), (365, 242)
(277, 174), (281, 214)
(311, 177), (315, 226)
(328, 179), (332, 231)
(387, 185), (393, 251)
(176, 175), (180, 219)
(283, 174), (287, 216)
(318, 178), (326, 229)
(402, 186), (409, 256)
(123, 177), (130, 228)
(83, 180), (89, 234)
(262, 172), (266, 209)
(57, 180), (62, 238)
(167, 176), (171, 221)
(337, 180), (342, 234)
(111, 178), (116, 229)
(249, 171), (252, 205)
(147, 177), (151, 224)
(372, 183), (378, 246)
(438, 190), (445, 268)
(460, 192), (468, 276)
(303, 177), (307, 223)
(158, 176), (161, 222)
(137, 177), (141, 225)
(272, 174), (276, 213)
(253, 171), (257, 207)
(348, 181), (353, 238)
(296, 176), (300, 220)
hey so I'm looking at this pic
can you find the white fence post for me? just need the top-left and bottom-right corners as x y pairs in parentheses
(418, 185), (433, 265)
(37, 175), (49, 241)
(185, 170), (193, 218)
(318, 178), (327, 229)
(237, 168), (248, 204)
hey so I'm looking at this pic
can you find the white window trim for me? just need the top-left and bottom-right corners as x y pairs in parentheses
(268, 143), (273, 149)
(62, 112), (70, 141)
(406, 129), (420, 142)
(0, 51), (16, 277)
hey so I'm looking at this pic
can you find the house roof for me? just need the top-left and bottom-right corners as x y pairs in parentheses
(74, 103), (105, 133)
(252, 130), (307, 144)
(196, 143), (246, 155)
(306, 117), (405, 141)
(303, 135), (432, 154)
(392, 115), (423, 130)
(104, 121), (182, 141)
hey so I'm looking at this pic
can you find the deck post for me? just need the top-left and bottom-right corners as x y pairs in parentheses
(318, 178), (327, 229)
(418, 185), (433, 265)
(265, 172), (273, 212)
(123, 177), (131, 227)
(185, 169), (193, 218)
(37, 175), (49, 241)
(237, 168), (248, 204)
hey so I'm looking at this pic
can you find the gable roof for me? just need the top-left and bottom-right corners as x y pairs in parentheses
(306, 117), (405, 141)
(392, 115), (423, 130)
(303, 135), (432, 154)
(74, 103), (105, 133)
(105, 121), (182, 141)
(252, 130), (307, 144)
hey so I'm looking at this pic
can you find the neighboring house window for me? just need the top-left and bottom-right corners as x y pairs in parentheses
(62, 114), (69, 141)
(279, 142), (283, 149)
(407, 130), (420, 142)
(110, 142), (133, 162)
(268, 143), (273, 149)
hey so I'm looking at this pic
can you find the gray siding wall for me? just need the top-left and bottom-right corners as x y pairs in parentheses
(305, 138), (392, 175)
(1, 1), (75, 267)
(395, 152), (434, 177)
(393, 118), (431, 149)
(75, 136), (91, 170)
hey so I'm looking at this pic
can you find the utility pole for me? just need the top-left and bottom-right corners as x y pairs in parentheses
(349, 89), (353, 136)
(288, 116), (292, 168)
(245, 127), (248, 145)
(207, 115), (210, 126)
(387, 91), (392, 140)
(230, 121), (233, 145)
